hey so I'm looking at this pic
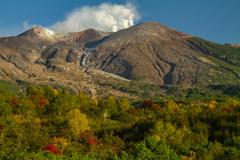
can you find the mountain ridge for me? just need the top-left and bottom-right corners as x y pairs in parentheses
(18, 27), (111, 44)
(0, 21), (240, 97)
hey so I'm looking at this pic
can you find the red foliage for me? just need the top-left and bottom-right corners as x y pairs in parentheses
(80, 130), (92, 141)
(0, 123), (4, 131)
(142, 100), (161, 110)
(29, 94), (49, 108)
(142, 99), (154, 108)
(86, 137), (98, 152)
(87, 138), (97, 144)
(9, 98), (18, 107)
(43, 144), (61, 155)
(223, 106), (234, 111)
(151, 103), (161, 110)
(39, 100), (46, 107)
(127, 108), (137, 115)
(79, 131), (99, 152)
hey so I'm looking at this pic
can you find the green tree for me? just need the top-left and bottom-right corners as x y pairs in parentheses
(117, 98), (131, 111)
(26, 85), (38, 95)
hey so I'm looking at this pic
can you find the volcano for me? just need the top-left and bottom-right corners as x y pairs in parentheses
(0, 21), (240, 91)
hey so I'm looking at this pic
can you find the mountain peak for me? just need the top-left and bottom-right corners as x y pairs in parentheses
(68, 28), (110, 43)
(86, 21), (193, 48)
(18, 27), (110, 44)
(0, 21), (240, 87)
(19, 27), (55, 38)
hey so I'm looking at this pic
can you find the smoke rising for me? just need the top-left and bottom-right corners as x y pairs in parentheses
(22, 21), (37, 30)
(50, 3), (140, 32)
(0, 21), (38, 37)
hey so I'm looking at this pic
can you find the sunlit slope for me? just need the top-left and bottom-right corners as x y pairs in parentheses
(188, 37), (240, 84)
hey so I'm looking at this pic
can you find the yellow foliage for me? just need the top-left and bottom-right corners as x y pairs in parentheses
(105, 96), (118, 111)
(208, 103), (215, 109)
(162, 99), (169, 103)
(163, 100), (179, 112)
(52, 137), (68, 152)
(90, 99), (98, 107)
(226, 98), (239, 107)
(66, 109), (90, 139)
(181, 151), (196, 160)
(0, 132), (4, 145)
(12, 111), (42, 130)
(108, 96), (115, 101)
(27, 85), (38, 95)
(152, 120), (192, 147)
(42, 118), (48, 123)
(181, 155), (188, 160)
(135, 116), (140, 121)
(118, 98), (131, 111)
(33, 118), (41, 124)
(53, 89), (58, 97)
(37, 87), (45, 96)
(12, 114), (25, 124)
(151, 135), (161, 141)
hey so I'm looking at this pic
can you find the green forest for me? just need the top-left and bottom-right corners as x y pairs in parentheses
(1, 83), (240, 160)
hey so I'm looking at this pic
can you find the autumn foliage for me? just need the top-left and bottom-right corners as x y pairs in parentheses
(142, 99), (161, 110)
(43, 144), (61, 155)
(0, 83), (240, 159)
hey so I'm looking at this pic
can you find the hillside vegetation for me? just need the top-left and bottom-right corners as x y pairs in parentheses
(188, 37), (240, 82)
(189, 37), (240, 66)
(1, 84), (240, 159)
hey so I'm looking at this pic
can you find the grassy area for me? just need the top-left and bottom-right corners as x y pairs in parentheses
(92, 73), (240, 102)
(0, 80), (30, 96)
(189, 37), (240, 66)
(188, 37), (240, 84)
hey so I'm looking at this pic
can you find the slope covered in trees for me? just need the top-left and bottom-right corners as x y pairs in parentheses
(1, 84), (240, 159)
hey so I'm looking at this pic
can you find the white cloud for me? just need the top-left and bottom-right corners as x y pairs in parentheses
(0, 3), (140, 37)
(50, 3), (140, 32)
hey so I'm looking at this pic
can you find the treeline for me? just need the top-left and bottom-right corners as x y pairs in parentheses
(0, 84), (240, 159)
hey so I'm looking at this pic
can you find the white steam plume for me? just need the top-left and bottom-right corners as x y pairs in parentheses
(22, 21), (38, 30)
(50, 3), (140, 32)
(0, 21), (38, 37)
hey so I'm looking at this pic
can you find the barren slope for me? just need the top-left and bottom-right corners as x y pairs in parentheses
(0, 21), (240, 97)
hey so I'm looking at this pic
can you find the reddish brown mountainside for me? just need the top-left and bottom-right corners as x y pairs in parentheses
(84, 22), (208, 84)
(0, 21), (239, 87)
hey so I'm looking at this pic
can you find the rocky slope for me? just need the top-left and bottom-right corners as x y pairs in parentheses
(84, 22), (208, 84)
(0, 21), (240, 97)
(225, 43), (240, 48)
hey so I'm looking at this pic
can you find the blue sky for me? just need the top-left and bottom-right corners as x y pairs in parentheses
(0, 0), (239, 44)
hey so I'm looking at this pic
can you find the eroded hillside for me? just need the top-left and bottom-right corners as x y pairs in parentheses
(0, 21), (240, 97)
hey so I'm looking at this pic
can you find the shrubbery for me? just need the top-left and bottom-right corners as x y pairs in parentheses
(0, 83), (240, 159)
